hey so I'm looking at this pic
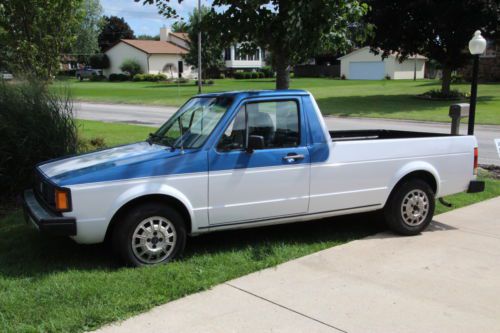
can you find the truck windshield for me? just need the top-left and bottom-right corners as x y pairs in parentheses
(149, 96), (233, 149)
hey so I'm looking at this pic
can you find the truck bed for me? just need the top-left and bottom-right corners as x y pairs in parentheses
(330, 130), (452, 142)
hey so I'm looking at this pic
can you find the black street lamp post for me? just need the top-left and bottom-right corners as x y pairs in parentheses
(467, 30), (487, 135)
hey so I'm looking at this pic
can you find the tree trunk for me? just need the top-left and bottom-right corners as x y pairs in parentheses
(441, 66), (452, 95)
(275, 58), (290, 90)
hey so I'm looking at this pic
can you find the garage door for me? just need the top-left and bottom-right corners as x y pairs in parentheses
(349, 61), (385, 80)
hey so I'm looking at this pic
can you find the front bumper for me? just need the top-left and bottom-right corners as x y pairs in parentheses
(22, 189), (76, 236)
(467, 180), (485, 193)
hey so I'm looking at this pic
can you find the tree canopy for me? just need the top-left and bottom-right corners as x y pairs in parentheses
(171, 20), (188, 32)
(183, 6), (224, 79)
(98, 16), (135, 52)
(0, 0), (84, 79)
(136, 0), (368, 89)
(366, 0), (499, 93)
(73, 0), (103, 61)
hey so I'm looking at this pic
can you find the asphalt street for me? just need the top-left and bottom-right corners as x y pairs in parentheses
(75, 102), (500, 165)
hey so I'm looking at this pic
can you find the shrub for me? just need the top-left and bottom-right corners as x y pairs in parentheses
(109, 73), (129, 82)
(257, 72), (265, 78)
(143, 74), (156, 81)
(261, 66), (275, 78)
(133, 73), (145, 81)
(194, 80), (215, 86)
(0, 82), (78, 199)
(78, 136), (107, 153)
(120, 59), (142, 77)
(418, 89), (466, 100)
(250, 72), (258, 79)
(174, 77), (190, 84)
(341, 74), (346, 80)
(233, 72), (244, 79)
(219, 73), (225, 79)
(89, 54), (110, 69)
(384, 74), (391, 80)
(154, 73), (167, 81)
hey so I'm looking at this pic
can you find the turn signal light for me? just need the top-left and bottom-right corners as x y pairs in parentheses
(473, 147), (479, 176)
(55, 188), (70, 211)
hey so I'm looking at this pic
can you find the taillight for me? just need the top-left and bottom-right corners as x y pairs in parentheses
(473, 147), (478, 176)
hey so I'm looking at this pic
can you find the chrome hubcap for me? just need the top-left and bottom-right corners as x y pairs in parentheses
(132, 216), (176, 264)
(401, 189), (429, 226)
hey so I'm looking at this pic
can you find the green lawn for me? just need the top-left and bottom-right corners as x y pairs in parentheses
(0, 120), (498, 333)
(77, 119), (151, 146)
(54, 78), (500, 124)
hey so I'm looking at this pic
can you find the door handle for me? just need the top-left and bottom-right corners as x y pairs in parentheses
(283, 154), (304, 162)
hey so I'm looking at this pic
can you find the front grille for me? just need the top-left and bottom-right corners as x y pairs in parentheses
(34, 169), (56, 210)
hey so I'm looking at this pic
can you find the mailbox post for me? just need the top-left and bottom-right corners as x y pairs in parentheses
(449, 103), (470, 135)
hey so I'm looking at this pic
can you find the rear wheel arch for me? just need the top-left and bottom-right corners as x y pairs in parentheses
(386, 170), (438, 206)
(104, 194), (192, 243)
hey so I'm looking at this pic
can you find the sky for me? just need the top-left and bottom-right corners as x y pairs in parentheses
(101, 0), (209, 36)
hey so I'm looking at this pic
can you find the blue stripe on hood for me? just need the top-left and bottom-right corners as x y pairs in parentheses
(38, 142), (208, 186)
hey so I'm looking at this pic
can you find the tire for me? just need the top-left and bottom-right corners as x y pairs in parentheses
(112, 202), (186, 267)
(384, 179), (435, 236)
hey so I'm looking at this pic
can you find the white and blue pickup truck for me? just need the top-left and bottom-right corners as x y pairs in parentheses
(23, 90), (484, 266)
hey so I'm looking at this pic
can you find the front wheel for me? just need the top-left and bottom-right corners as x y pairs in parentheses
(384, 179), (435, 235)
(112, 203), (186, 266)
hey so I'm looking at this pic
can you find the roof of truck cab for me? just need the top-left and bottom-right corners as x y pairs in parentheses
(196, 90), (310, 99)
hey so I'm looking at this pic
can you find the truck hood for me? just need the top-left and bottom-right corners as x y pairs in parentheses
(38, 142), (202, 186)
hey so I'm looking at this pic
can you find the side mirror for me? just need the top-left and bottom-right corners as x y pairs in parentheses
(246, 135), (264, 153)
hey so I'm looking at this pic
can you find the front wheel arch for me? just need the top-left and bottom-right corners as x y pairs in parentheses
(104, 194), (192, 243)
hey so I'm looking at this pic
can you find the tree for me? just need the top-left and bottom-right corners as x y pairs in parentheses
(183, 6), (224, 79)
(89, 53), (110, 69)
(366, 0), (499, 94)
(137, 34), (160, 40)
(73, 0), (103, 61)
(0, 0), (84, 80)
(171, 20), (188, 32)
(136, 0), (368, 89)
(98, 16), (135, 51)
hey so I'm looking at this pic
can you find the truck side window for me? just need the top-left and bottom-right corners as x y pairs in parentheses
(217, 100), (299, 151)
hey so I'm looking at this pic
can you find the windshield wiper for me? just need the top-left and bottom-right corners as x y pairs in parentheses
(147, 132), (160, 145)
(147, 133), (176, 150)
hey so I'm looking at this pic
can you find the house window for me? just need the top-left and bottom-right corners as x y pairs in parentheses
(224, 48), (231, 61)
(261, 49), (266, 61)
(235, 46), (246, 61)
(255, 49), (260, 61)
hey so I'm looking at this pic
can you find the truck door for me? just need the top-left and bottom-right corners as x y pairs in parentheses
(208, 98), (310, 226)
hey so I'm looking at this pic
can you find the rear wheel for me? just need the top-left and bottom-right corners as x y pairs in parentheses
(384, 179), (435, 235)
(112, 203), (186, 266)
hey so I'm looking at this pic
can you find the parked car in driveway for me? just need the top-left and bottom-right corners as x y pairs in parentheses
(23, 90), (484, 266)
(76, 67), (102, 81)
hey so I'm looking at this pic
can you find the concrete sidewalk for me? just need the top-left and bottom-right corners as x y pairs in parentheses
(94, 197), (500, 333)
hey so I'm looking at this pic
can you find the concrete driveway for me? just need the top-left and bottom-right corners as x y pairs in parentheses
(93, 197), (500, 333)
(74, 102), (500, 166)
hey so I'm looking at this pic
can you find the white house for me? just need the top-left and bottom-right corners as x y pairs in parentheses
(338, 47), (427, 80)
(104, 28), (194, 78)
(104, 27), (267, 78)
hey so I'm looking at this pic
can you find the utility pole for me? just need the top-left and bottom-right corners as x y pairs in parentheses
(197, 0), (202, 94)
